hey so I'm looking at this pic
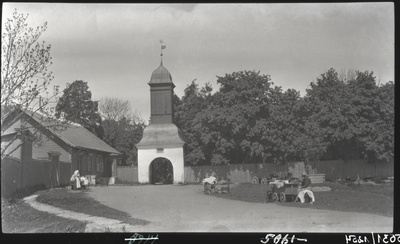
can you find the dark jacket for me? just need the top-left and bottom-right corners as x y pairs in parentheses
(302, 175), (311, 188)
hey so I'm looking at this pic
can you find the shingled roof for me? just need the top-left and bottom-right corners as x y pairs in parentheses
(26, 110), (120, 154)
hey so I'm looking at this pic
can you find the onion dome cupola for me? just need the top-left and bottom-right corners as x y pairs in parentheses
(148, 62), (175, 87)
(147, 43), (176, 124)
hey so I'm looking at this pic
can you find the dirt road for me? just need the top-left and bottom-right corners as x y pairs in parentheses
(87, 184), (393, 233)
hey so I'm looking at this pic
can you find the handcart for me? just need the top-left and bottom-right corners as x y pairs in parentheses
(204, 180), (230, 194)
(265, 182), (299, 202)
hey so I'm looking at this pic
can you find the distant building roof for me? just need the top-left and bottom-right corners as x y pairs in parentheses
(26, 110), (120, 154)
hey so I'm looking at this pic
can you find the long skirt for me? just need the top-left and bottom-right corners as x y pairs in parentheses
(71, 178), (81, 190)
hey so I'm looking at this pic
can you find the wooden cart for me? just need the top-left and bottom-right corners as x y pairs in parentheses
(265, 182), (299, 202)
(204, 180), (230, 194)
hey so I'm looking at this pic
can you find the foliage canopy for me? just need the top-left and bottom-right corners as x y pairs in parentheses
(174, 68), (394, 165)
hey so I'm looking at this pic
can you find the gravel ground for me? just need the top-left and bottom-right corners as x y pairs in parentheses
(86, 184), (393, 233)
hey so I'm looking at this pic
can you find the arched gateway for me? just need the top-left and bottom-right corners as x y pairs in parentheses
(149, 158), (173, 184)
(136, 51), (185, 184)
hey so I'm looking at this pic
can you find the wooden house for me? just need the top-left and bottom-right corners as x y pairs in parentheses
(1, 109), (120, 186)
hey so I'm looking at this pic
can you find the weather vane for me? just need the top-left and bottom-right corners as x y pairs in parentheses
(160, 39), (166, 64)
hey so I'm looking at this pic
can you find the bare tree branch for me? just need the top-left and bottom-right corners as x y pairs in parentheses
(1, 9), (64, 159)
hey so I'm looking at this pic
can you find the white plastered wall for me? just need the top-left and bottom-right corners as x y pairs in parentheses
(138, 147), (184, 184)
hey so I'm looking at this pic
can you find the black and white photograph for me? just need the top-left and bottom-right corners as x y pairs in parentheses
(1, 2), (395, 242)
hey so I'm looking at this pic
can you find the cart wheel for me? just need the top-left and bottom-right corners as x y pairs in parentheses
(261, 178), (268, 185)
(252, 176), (259, 184)
(279, 192), (286, 202)
(272, 193), (279, 202)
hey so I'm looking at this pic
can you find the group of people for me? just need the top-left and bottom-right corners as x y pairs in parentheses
(70, 170), (89, 190)
(202, 171), (315, 204)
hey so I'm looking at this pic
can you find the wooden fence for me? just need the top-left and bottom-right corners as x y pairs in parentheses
(184, 159), (394, 184)
(113, 159), (394, 185)
(310, 159), (394, 181)
(184, 162), (295, 184)
(1, 157), (21, 197)
(1, 157), (71, 197)
(116, 166), (138, 184)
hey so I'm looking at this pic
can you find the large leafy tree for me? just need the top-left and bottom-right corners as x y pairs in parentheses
(372, 81), (395, 162)
(55, 80), (103, 138)
(174, 80), (213, 165)
(176, 68), (394, 166)
(203, 70), (274, 165)
(176, 70), (327, 165)
(304, 68), (360, 160)
(1, 9), (62, 159)
(346, 72), (394, 162)
(102, 117), (145, 165)
(305, 68), (394, 162)
(250, 88), (327, 163)
(177, 71), (277, 165)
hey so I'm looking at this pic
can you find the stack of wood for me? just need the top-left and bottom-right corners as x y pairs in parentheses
(308, 174), (325, 184)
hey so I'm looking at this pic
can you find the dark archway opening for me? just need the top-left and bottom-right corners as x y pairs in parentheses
(149, 158), (173, 184)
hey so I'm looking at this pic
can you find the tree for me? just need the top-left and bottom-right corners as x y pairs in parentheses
(371, 81), (394, 162)
(174, 80), (214, 165)
(200, 70), (274, 165)
(305, 68), (394, 162)
(176, 68), (394, 166)
(346, 72), (394, 162)
(99, 97), (146, 165)
(1, 9), (61, 159)
(177, 71), (278, 165)
(99, 97), (138, 121)
(304, 68), (359, 160)
(250, 88), (327, 163)
(102, 117), (145, 165)
(55, 80), (103, 138)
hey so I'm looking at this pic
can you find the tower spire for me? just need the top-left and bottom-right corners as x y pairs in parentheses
(160, 39), (166, 66)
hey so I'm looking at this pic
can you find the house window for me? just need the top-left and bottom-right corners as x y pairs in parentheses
(96, 155), (103, 172)
(87, 154), (93, 172)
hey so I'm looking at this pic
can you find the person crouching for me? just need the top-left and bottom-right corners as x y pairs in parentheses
(80, 176), (89, 190)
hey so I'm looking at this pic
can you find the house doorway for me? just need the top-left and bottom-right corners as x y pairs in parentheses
(77, 153), (86, 175)
(149, 158), (173, 184)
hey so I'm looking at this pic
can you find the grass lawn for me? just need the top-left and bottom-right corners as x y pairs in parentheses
(213, 181), (393, 217)
(35, 187), (150, 227)
(2, 197), (87, 233)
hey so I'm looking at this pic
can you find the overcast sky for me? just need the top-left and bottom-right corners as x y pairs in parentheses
(2, 3), (394, 122)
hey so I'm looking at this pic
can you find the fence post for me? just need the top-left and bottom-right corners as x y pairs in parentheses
(48, 151), (61, 188)
(20, 131), (33, 189)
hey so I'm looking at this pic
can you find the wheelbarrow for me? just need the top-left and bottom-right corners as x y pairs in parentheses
(265, 182), (299, 202)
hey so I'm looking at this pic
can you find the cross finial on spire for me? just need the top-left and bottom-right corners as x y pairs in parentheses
(160, 39), (166, 65)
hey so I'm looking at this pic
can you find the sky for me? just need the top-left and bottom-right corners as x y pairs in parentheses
(2, 3), (395, 122)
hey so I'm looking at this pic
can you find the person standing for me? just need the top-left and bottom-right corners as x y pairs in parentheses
(70, 170), (81, 190)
